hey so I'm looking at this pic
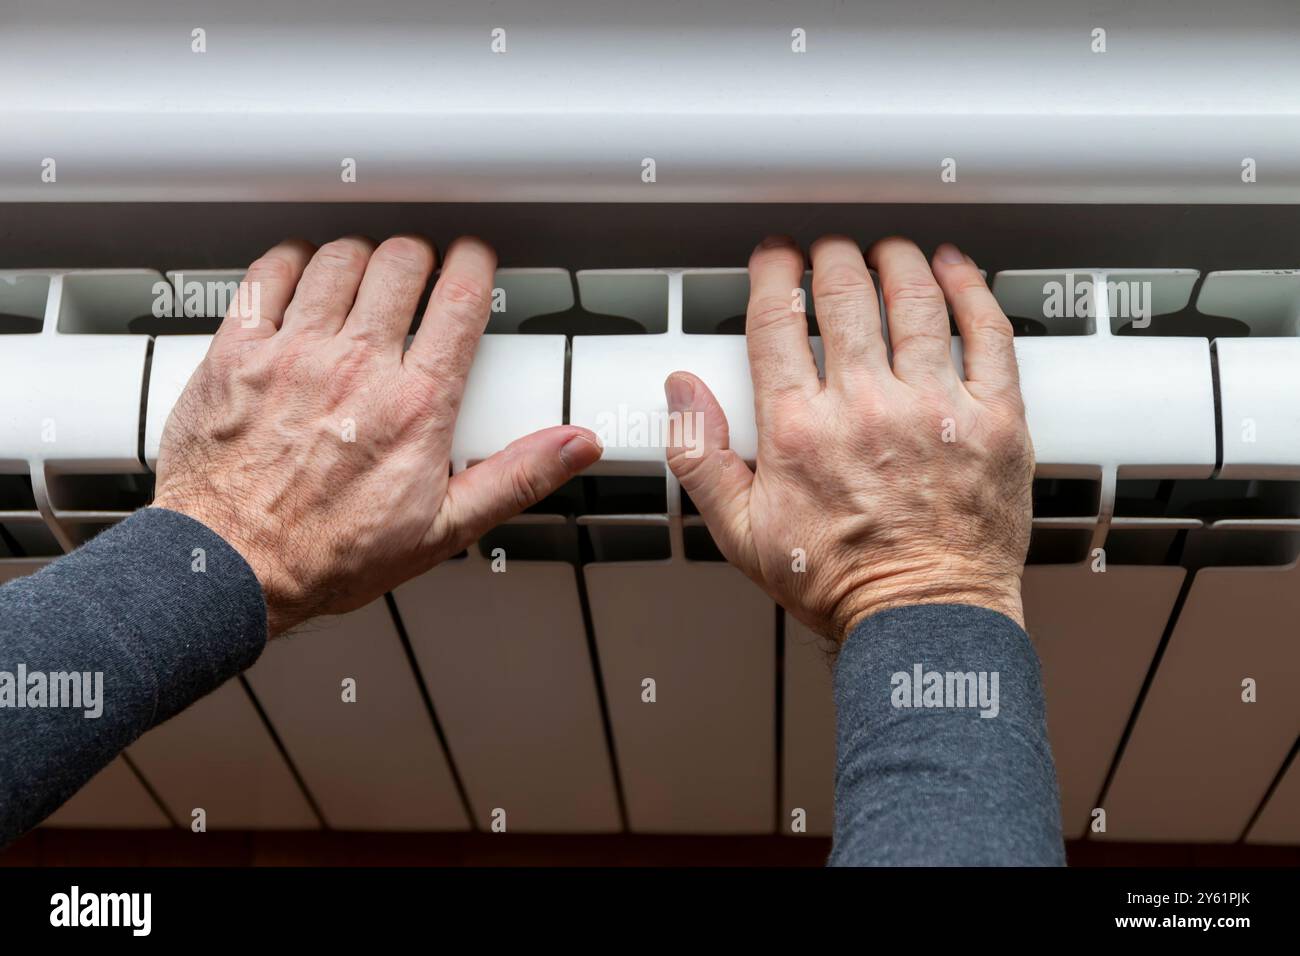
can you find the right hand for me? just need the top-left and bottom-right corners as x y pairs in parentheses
(664, 235), (1034, 643)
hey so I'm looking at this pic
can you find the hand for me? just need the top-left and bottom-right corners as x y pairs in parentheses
(152, 234), (603, 636)
(665, 235), (1033, 642)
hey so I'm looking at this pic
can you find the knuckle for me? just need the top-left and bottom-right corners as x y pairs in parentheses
(234, 350), (280, 391)
(402, 377), (458, 426)
(507, 462), (547, 511)
(972, 314), (1016, 346)
(434, 275), (490, 320)
(898, 332), (956, 369)
(258, 336), (319, 382)
(816, 265), (872, 301)
(816, 277), (873, 325)
(767, 417), (817, 460)
(887, 276), (946, 312)
(332, 339), (375, 376)
(746, 294), (800, 334)
(319, 350), (373, 406)
(204, 343), (245, 384)
(666, 442), (705, 481)
(859, 401), (895, 440)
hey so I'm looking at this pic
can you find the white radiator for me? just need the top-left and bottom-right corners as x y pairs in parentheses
(4, 262), (1299, 841)
(2, 0), (1299, 846)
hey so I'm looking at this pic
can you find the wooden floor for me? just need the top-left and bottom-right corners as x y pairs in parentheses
(3, 830), (1298, 867)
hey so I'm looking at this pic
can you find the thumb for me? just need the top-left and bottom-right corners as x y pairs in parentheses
(438, 426), (602, 551)
(664, 372), (756, 571)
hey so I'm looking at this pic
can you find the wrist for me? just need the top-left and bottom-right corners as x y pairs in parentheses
(149, 497), (303, 639)
(836, 571), (1025, 643)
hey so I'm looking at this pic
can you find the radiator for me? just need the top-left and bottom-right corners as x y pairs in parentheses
(3, 0), (1300, 846)
(4, 256), (1300, 840)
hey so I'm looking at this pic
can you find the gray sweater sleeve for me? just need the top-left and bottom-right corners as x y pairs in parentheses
(0, 507), (266, 844)
(830, 603), (1065, 866)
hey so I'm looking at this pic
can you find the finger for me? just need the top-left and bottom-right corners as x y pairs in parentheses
(404, 236), (497, 388)
(436, 425), (602, 552)
(867, 236), (956, 383)
(746, 236), (820, 425)
(664, 371), (757, 573)
(280, 235), (376, 337)
(343, 234), (437, 356)
(808, 235), (888, 388)
(215, 239), (314, 342)
(930, 243), (1021, 398)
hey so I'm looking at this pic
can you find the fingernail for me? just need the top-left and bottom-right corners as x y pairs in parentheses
(665, 374), (695, 412)
(936, 242), (965, 265)
(757, 234), (795, 251)
(559, 433), (603, 471)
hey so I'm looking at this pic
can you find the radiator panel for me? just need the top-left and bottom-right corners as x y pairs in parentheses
(127, 679), (319, 830)
(244, 599), (470, 831)
(586, 561), (776, 833)
(394, 558), (621, 832)
(42, 759), (170, 829)
(1246, 757), (1300, 845)
(781, 616), (835, 838)
(1023, 564), (1184, 840)
(1099, 563), (1300, 842)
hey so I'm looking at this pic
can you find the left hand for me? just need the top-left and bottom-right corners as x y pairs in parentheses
(153, 234), (603, 636)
